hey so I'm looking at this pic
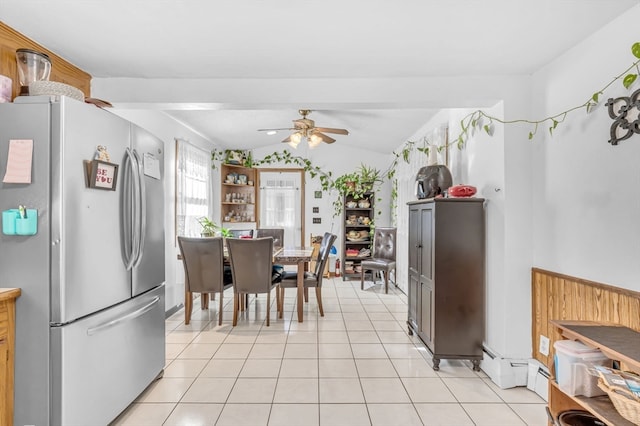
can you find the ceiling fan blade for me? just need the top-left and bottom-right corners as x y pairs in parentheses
(313, 132), (336, 144)
(259, 110), (349, 141)
(314, 127), (349, 135)
(257, 127), (295, 132)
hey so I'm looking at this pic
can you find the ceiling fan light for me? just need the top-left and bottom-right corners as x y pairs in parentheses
(288, 132), (302, 148)
(308, 134), (323, 148)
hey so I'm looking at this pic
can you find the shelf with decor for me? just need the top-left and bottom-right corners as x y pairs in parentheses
(220, 163), (258, 226)
(547, 320), (640, 426)
(342, 192), (374, 280)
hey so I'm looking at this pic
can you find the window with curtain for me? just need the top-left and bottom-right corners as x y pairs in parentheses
(175, 139), (211, 239)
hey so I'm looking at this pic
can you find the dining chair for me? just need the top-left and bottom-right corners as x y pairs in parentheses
(228, 229), (254, 239)
(300, 232), (332, 303)
(226, 237), (282, 326)
(177, 236), (233, 325)
(255, 228), (284, 248)
(256, 228), (286, 280)
(278, 232), (337, 317)
(360, 227), (397, 294)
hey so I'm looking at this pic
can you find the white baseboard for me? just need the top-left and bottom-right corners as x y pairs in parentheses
(480, 350), (529, 389)
(480, 349), (549, 401)
(526, 359), (550, 401)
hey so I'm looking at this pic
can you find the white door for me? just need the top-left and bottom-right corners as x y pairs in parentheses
(258, 170), (303, 247)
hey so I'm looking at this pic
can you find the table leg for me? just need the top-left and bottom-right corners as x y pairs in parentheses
(297, 261), (304, 322)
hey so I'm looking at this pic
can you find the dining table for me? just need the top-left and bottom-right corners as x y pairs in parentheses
(273, 246), (314, 323)
(178, 242), (315, 323)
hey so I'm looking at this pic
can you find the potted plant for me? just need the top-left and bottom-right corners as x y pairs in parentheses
(332, 163), (384, 216)
(197, 216), (231, 237)
(356, 164), (383, 192)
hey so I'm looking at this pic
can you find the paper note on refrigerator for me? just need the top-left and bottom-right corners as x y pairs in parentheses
(143, 152), (161, 180)
(3, 139), (33, 183)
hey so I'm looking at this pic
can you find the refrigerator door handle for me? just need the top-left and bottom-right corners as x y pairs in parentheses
(86, 296), (160, 336)
(125, 147), (141, 270)
(122, 148), (134, 269)
(132, 149), (146, 267)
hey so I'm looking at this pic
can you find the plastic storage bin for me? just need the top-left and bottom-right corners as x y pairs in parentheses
(554, 340), (611, 397)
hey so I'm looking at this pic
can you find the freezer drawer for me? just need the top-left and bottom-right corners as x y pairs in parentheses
(50, 285), (165, 426)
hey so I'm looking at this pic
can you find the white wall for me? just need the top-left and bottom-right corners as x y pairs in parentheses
(531, 7), (640, 292)
(106, 109), (219, 313)
(394, 110), (452, 295)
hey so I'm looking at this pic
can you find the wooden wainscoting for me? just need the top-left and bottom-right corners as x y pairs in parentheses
(0, 22), (91, 100)
(531, 268), (640, 369)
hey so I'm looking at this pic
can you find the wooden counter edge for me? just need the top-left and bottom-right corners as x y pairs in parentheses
(0, 288), (21, 302)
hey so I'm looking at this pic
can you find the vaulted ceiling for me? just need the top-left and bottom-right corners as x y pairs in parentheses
(1, 0), (636, 152)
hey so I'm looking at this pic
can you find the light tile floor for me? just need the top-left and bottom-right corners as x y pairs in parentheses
(112, 278), (547, 426)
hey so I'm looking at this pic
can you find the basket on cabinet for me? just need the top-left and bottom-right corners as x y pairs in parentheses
(598, 379), (640, 424)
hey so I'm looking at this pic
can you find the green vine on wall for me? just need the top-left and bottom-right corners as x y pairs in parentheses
(210, 148), (395, 217)
(443, 42), (640, 150)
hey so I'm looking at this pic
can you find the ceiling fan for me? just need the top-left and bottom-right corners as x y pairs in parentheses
(258, 109), (349, 148)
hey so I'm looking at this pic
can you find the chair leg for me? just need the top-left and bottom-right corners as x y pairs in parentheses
(316, 287), (324, 316)
(266, 291), (271, 327)
(360, 268), (365, 290)
(384, 270), (389, 294)
(218, 291), (224, 326)
(233, 293), (239, 326)
(185, 290), (193, 325)
(278, 287), (284, 319)
(304, 287), (309, 303)
(276, 285), (282, 317)
(201, 293), (209, 309)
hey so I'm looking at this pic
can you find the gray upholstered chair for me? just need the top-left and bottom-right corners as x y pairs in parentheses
(226, 237), (282, 326)
(255, 228), (285, 248)
(360, 227), (397, 293)
(177, 236), (233, 325)
(228, 229), (254, 239)
(278, 232), (337, 317)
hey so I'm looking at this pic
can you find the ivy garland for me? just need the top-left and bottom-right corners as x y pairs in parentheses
(448, 42), (640, 149)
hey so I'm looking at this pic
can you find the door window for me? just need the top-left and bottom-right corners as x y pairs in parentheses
(258, 170), (304, 247)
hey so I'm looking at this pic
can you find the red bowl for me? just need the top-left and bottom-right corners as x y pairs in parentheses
(448, 185), (477, 197)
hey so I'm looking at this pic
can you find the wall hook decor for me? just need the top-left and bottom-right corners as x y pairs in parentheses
(605, 88), (640, 145)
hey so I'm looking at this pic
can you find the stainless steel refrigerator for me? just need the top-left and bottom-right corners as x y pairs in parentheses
(0, 96), (166, 426)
